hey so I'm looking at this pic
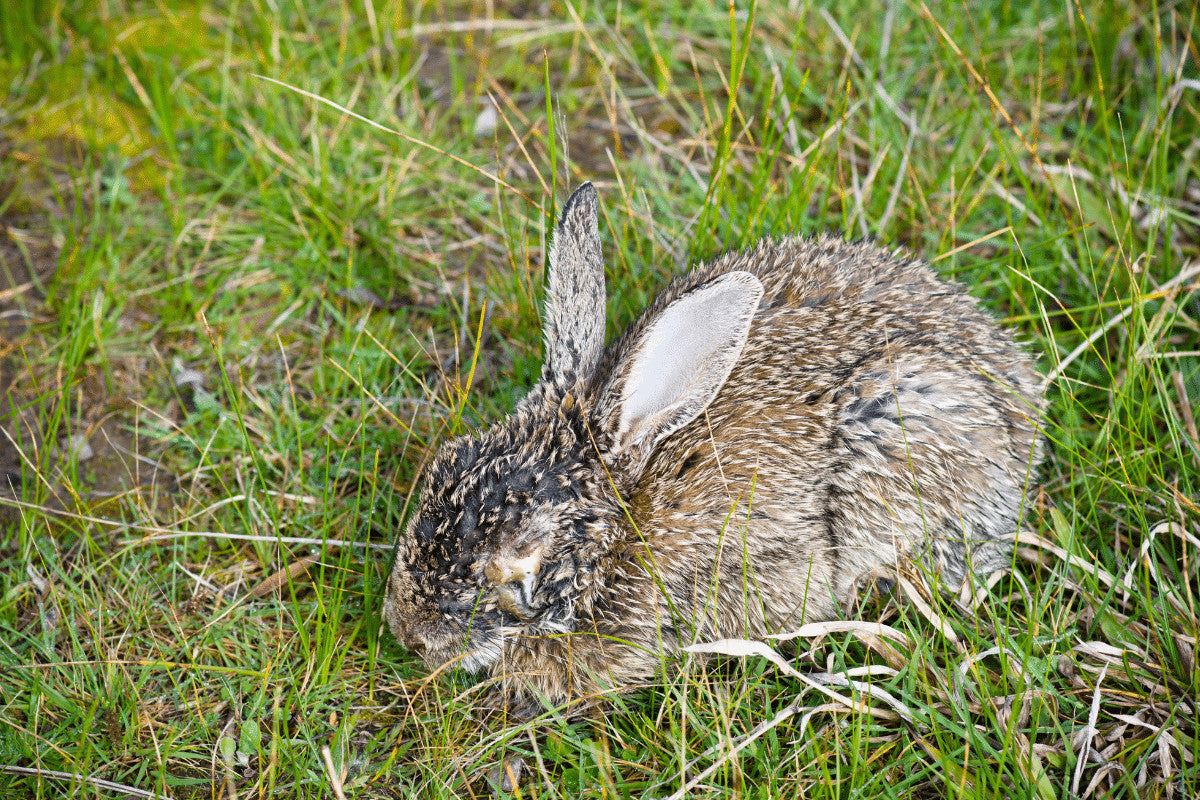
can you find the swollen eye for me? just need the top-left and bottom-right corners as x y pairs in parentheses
(495, 582), (536, 619)
(483, 548), (544, 620)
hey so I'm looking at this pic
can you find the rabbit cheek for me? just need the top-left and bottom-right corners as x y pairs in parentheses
(383, 579), (492, 670)
(390, 606), (501, 673)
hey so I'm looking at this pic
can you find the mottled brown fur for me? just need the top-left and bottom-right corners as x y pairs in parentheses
(384, 184), (1042, 713)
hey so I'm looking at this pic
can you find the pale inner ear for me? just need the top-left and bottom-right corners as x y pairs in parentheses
(615, 270), (763, 453)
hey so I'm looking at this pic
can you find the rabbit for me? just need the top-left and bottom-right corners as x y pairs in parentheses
(383, 182), (1042, 713)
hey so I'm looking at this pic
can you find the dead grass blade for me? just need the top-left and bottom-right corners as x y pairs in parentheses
(684, 639), (912, 722)
(0, 765), (170, 799)
(252, 75), (529, 202)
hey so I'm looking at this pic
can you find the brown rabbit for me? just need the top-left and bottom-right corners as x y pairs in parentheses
(383, 183), (1042, 712)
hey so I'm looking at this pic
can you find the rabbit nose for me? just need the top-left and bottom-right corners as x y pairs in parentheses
(383, 603), (426, 654)
(388, 616), (420, 651)
(402, 629), (427, 655)
(396, 619), (441, 658)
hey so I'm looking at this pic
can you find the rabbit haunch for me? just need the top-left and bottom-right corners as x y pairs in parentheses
(384, 183), (1042, 710)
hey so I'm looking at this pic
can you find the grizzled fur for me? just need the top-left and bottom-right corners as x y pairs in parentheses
(384, 183), (1042, 712)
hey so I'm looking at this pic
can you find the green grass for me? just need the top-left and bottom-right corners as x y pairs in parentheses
(1, 0), (1198, 797)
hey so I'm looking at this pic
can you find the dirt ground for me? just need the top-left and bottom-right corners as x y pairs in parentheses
(0, 153), (172, 528)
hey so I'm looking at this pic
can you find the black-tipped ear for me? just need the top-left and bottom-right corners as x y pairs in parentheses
(543, 183), (606, 386)
(601, 270), (763, 458)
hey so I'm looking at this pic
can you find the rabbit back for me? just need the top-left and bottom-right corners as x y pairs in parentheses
(591, 235), (1041, 640)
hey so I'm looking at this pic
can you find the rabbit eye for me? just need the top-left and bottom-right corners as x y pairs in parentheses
(483, 546), (545, 621)
(495, 580), (538, 620)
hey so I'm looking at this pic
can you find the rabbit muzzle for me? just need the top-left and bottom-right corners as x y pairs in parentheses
(392, 615), (496, 672)
(384, 588), (503, 673)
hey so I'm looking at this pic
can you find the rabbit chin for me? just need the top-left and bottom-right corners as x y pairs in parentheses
(436, 621), (561, 674)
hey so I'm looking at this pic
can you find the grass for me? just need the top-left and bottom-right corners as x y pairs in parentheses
(1, 0), (1197, 797)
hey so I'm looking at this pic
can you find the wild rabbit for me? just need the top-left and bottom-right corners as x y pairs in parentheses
(384, 183), (1042, 712)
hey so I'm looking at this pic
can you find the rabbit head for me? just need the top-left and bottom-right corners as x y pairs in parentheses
(384, 183), (763, 677)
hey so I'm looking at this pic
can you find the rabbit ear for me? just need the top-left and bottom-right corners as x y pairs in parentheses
(543, 183), (606, 386)
(604, 270), (763, 456)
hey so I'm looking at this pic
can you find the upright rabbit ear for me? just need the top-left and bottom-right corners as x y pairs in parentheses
(603, 270), (763, 457)
(543, 183), (606, 386)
